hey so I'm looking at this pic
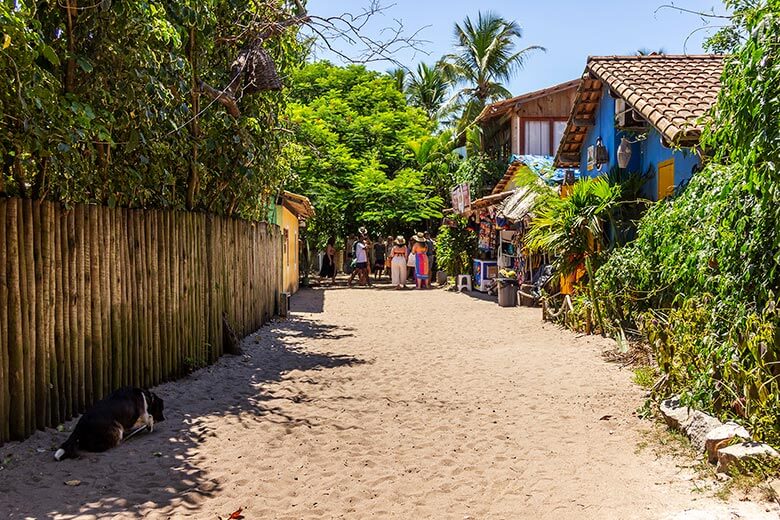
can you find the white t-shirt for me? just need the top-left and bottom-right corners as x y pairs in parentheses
(355, 242), (368, 263)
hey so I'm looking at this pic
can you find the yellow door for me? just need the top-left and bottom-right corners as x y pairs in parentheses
(657, 159), (675, 200)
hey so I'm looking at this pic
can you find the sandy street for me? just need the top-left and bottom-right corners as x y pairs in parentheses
(0, 284), (778, 519)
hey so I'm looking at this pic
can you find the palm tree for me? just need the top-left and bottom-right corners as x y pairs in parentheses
(636, 48), (667, 56)
(386, 67), (408, 93)
(442, 12), (545, 134)
(525, 177), (621, 276)
(406, 62), (450, 121)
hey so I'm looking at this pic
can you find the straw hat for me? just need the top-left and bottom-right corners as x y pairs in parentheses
(394, 236), (406, 245)
(413, 232), (426, 243)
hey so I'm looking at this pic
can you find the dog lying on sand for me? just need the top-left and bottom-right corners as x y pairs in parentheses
(54, 387), (165, 461)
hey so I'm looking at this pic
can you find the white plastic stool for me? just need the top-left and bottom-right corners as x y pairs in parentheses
(456, 274), (472, 292)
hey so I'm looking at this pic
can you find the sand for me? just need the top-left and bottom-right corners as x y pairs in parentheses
(0, 283), (778, 519)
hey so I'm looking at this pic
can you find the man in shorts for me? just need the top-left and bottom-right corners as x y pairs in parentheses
(348, 235), (371, 286)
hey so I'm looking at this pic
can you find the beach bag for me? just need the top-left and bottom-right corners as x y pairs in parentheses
(407, 252), (415, 267)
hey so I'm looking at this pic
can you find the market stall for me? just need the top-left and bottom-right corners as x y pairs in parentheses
(451, 155), (578, 302)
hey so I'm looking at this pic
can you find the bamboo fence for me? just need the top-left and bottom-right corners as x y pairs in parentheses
(0, 198), (282, 443)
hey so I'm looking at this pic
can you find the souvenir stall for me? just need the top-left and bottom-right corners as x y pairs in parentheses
(473, 207), (498, 292)
(453, 155), (574, 297)
(459, 187), (513, 289)
(494, 185), (542, 285)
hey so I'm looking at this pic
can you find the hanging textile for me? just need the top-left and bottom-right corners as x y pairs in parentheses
(478, 213), (496, 253)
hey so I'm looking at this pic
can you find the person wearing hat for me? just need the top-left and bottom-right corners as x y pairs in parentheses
(411, 232), (430, 289)
(390, 236), (408, 289)
(348, 233), (371, 287)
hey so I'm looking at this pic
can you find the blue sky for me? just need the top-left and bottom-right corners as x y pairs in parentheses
(304, 0), (730, 94)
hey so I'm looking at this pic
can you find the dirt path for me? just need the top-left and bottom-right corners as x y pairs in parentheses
(1, 285), (778, 519)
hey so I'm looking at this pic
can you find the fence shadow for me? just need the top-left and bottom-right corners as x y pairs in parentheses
(0, 313), (364, 519)
(289, 286), (326, 313)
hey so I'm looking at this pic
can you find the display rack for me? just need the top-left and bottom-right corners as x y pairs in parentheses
(497, 230), (522, 272)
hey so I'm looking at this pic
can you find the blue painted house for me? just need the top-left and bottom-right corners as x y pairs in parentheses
(554, 55), (723, 200)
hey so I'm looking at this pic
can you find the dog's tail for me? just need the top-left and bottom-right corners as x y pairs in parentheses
(54, 428), (79, 461)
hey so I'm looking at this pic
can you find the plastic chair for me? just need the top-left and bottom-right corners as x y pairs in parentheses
(456, 274), (472, 292)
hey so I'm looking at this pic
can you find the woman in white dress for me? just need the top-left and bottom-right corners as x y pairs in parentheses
(390, 236), (408, 289)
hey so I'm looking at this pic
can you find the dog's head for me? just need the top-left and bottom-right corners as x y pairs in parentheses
(146, 391), (165, 423)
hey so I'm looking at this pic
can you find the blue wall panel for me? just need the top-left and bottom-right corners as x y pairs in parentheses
(578, 86), (701, 200)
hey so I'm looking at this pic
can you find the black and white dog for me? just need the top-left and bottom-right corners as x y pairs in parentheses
(54, 387), (165, 461)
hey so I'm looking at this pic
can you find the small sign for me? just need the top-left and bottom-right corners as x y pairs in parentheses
(460, 183), (471, 211)
(587, 145), (595, 171)
(450, 183), (471, 213)
(451, 186), (461, 212)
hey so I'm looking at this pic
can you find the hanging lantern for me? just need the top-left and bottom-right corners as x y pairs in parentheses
(595, 137), (609, 168)
(617, 137), (632, 169)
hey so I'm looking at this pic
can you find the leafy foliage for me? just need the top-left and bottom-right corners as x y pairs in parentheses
(0, 1), (303, 218)
(525, 177), (621, 276)
(436, 216), (475, 276)
(592, 1), (780, 444)
(287, 62), (442, 246)
(405, 62), (450, 121)
(451, 153), (506, 198)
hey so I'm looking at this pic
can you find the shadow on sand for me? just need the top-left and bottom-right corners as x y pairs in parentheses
(0, 307), (364, 519)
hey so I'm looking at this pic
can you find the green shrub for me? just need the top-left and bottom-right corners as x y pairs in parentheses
(436, 217), (475, 276)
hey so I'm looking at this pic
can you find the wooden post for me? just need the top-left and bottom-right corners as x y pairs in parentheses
(156, 210), (167, 382)
(127, 210), (139, 387)
(148, 212), (160, 386)
(74, 204), (87, 412)
(161, 210), (171, 380)
(7, 199), (25, 438)
(109, 208), (120, 390)
(43, 202), (61, 426)
(99, 208), (111, 396)
(65, 208), (77, 418)
(0, 200), (8, 441)
(21, 199), (35, 435)
(51, 203), (64, 426)
(89, 205), (103, 404)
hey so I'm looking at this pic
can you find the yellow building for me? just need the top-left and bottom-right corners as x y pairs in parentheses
(276, 191), (314, 295)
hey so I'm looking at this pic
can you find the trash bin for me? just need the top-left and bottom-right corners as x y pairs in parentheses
(497, 278), (518, 307)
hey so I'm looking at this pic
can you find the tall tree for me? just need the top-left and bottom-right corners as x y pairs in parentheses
(442, 11), (544, 134)
(386, 66), (408, 93)
(288, 62), (441, 245)
(405, 62), (450, 121)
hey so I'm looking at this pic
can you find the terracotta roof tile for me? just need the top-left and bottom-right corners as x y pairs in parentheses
(587, 55), (723, 143)
(554, 55), (724, 168)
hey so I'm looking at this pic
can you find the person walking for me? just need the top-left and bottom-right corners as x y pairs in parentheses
(384, 236), (394, 278)
(319, 238), (337, 285)
(407, 234), (417, 282)
(348, 235), (371, 287)
(373, 236), (386, 281)
(424, 231), (436, 283)
(390, 236), (408, 289)
(411, 232), (429, 289)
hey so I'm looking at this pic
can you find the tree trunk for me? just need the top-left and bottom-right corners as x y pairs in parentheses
(63, 0), (77, 94)
(186, 27), (201, 210)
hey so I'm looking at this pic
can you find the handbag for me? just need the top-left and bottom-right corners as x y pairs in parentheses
(407, 252), (415, 267)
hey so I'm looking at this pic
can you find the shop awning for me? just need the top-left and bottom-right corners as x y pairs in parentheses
(497, 185), (538, 222)
(497, 174), (558, 222)
(281, 190), (315, 219)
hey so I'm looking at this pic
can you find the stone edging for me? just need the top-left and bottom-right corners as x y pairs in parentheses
(659, 396), (779, 475)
